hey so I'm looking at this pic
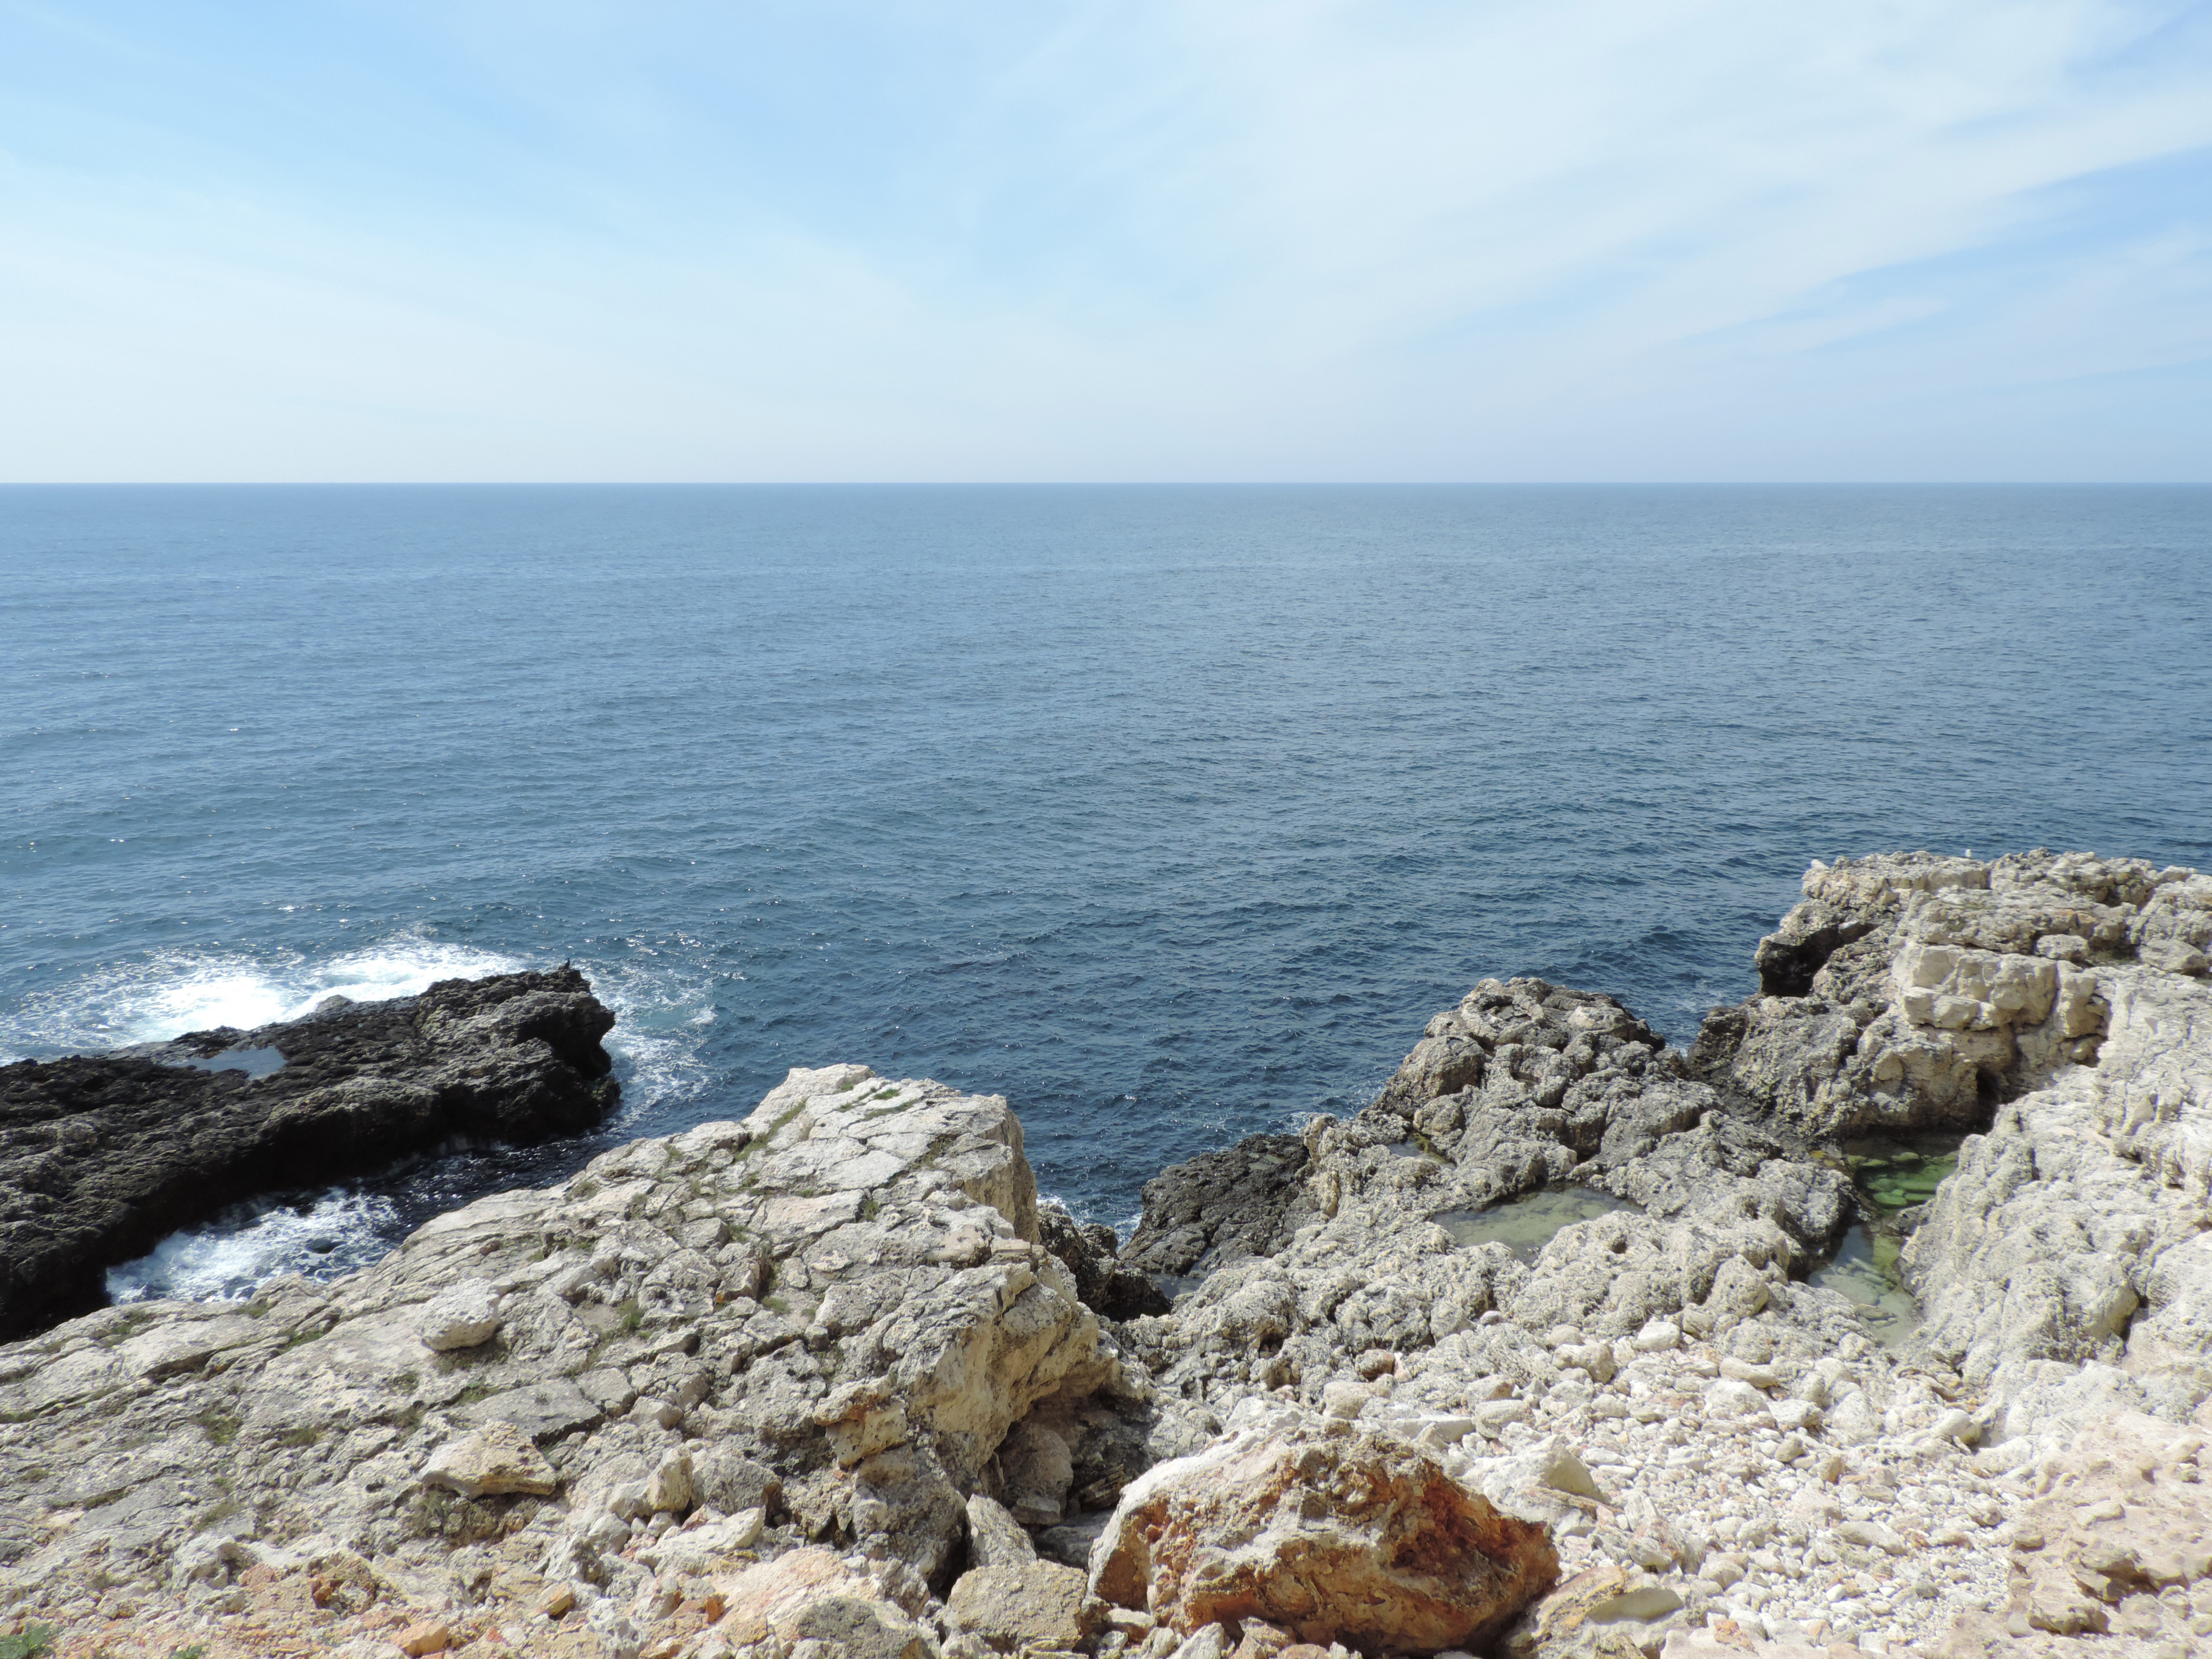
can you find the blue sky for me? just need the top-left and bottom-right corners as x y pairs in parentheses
(3, 0), (2209, 480)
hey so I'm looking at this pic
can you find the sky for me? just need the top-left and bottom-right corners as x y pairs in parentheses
(2, 0), (2209, 482)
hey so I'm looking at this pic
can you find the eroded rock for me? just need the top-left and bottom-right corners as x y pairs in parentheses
(1089, 1399), (1557, 1650)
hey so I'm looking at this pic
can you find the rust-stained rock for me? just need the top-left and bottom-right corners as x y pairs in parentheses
(1087, 1401), (1556, 1652)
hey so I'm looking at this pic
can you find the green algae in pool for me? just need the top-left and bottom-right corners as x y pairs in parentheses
(1432, 1186), (1642, 1263)
(1808, 1224), (1920, 1345)
(1806, 1132), (1966, 1346)
(1845, 1133), (1962, 1215)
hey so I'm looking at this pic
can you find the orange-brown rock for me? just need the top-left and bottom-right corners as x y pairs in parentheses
(1087, 1401), (1557, 1653)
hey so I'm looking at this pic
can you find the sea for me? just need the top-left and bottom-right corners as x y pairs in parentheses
(5, 485), (2208, 1306)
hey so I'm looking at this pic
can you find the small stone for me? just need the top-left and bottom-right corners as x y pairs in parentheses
(398, 1621), (452, 1656)
(966, 1494), (1036, 1569)
(1836, 1521), (1906, 1555)
(1705, 1378), (1768, 1420)
(537, 1583), (577, 1617)
(1473, 1397), (1529, 1435)
(1634, 1320), (1682, 1352)
(1928, 1408), (1978, 1446)
(1321, 1380), (1374, 1420)
(646, 1449), (694, 1514)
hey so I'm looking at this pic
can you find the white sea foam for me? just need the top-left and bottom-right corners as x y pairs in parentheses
(20, 931), (720, 1307)
(3, 936), (527, 1058)
(106, 1188), (403, 1305)
(581, 952), (717, 1126)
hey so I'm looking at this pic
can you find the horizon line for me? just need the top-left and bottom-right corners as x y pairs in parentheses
(5, 479), (2210, 490)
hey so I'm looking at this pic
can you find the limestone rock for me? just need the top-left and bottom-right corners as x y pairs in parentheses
(1688, 851), (2204, 1138)
(964, 1492), (1036, 1568)
(421, 1420), (558, 1498)
(1500, 1564), (1688, 1659)
(1930, 1404), (2212, 1653)
(718, 1548), (927, 1659)
(1088, 1400), (1556, 1650)
(0, 1062), (1128, 1645)
(1904, 961), (2212, 1430)
(417, 1278), (502, 1351)
(942, 1558), (1098, 1652)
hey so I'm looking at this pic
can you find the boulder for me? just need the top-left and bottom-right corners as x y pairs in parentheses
(417, 1278), (502, 1351)
(718, 1549), (928, 1659)
(1088, 1401), (1556, 1651)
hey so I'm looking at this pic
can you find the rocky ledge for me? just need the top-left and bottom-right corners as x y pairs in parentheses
(0, 851), (2207, 1659)
(0, 967), (620, 1340)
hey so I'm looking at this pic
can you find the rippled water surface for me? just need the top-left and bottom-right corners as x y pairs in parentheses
(5, 486), (2208, 1298)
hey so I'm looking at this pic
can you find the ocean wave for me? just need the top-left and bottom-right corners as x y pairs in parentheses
(1, 935), (527, 1059)
(106, 1187), (402, 1305)
(576, 951), (719, 1130)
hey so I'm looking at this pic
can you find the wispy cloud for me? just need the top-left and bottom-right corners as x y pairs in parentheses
(1, 0), (2206, 478)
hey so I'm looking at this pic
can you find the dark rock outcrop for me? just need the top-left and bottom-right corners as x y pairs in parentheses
(0, 966), (618, 1340)
(1119, 1133), (1312, 1280)
(1036, 1201), (1170, 1320)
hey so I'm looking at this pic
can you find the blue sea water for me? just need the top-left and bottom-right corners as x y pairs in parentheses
(4, 485), (2209, 1301)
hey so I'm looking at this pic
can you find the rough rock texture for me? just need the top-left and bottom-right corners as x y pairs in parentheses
(942, 1557), (1096, 1652)
(1904, 963), (2212, 1441)
(1039, 1200), (1172, 1320)
(1093, 853), (2212, 1658)
(1120, 1134), (1312, 1280)
(0, 1064), (1173, 1659)
(0, 966), (620, 1339)
(1691, 851), (2209, 1139)
(1932, 1403), (2212, 1654)
(1088, 1396), (1556, 1650)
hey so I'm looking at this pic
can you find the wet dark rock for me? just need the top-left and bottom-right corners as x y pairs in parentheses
(0, 967), (618, 1340)
(1119, 1133), (1312, 1279)
(1037, 1201), (1170, 1320)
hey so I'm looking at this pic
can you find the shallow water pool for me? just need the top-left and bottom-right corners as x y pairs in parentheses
(1431, 1185), (1643, 1263)
(178, 1045), (287, 1079)
(1805, 1131), (1967, 1346)
(1807, 1223), (1921, 1346)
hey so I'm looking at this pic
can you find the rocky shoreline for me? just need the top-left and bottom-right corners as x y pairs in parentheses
(0, 967), (621, 1341)
(0, 850), (2207, 1659)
